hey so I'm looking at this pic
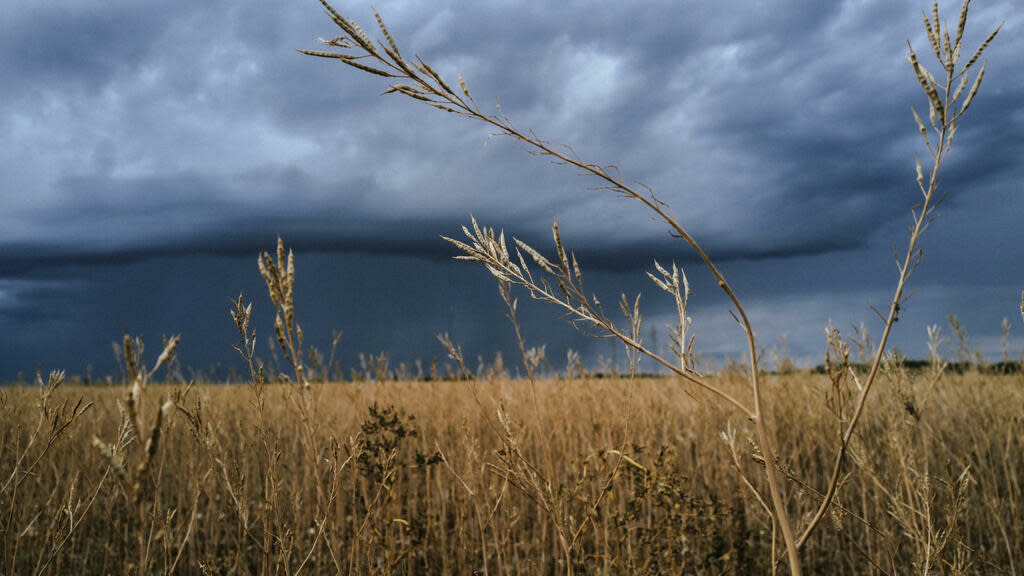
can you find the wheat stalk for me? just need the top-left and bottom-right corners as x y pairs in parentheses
(796, 0), (1000, 551)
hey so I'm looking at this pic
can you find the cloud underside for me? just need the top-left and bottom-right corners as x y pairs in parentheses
(0, 0), (1021, 379)
(2, 1), (1018, 276)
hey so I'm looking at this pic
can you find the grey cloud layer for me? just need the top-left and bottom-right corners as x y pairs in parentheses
(4, 0), (1019, 265)
(1, 0), (1021, 378)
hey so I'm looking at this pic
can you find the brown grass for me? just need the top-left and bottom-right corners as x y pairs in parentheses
(2, 367), (1021, 574)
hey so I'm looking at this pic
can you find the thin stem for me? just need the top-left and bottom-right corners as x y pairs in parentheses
(798, 101), (951, 552)
(392, 27), (800, 568)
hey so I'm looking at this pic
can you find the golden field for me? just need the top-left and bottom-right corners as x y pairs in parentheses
(3, 368), (1020, 574)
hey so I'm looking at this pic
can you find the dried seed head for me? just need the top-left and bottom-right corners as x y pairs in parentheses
(908, 45), (945, 126)
(963, 23), (1001, 72)
(374, 9), (400, 58)
(92, 436), (128, 487)
(952, 71), (970, 102)
(923, 6), (941, 61)
(960, 61), (986, 114)
(346, 18), (376, 57)
(259, 254), (283, 307)
(911, 106), (928, 140)
(942, 26), (954, 73)
(123, 334), (138, 382)
(274, 314), (287, 352)
(954, 0), (970, 56)
(298, 48), (348, 61)
(286, 249), (295, 304)
(354, 59), (398, 77)
(552, 219), (568, 272)
(418, 57), (455, 95)
(515, 239), (556, 275)
(152, 335), (180, 374)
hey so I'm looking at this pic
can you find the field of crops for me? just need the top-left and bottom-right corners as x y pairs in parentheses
(3, 366), (1020, 574)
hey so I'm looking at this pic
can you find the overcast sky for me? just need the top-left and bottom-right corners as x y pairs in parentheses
(1, 0), (1022, 381)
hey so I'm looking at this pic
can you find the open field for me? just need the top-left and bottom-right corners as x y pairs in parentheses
(3, 368), (1021, 574)
(1, 3), (1012, 575)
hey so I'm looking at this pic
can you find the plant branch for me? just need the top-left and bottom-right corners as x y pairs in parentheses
(797, 1), (998, 548)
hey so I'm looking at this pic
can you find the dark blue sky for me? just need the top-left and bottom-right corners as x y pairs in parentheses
(1, 0), (1021, 381)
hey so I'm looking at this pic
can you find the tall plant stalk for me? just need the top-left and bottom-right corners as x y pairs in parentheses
(797, 2), (1000, 549)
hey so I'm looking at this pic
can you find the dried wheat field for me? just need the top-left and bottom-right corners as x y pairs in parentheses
(2, 366), (1022, 575)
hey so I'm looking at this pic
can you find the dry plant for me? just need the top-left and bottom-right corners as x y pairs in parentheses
(1, 370), (94, 575)
(303, 0), (1000, 573)
(230, 237), (359, 574)
(229, 237), (461, 573)
(89, 334), (194, 576)
(228, 292), (285, 574)
(4, 367), (1023, 572)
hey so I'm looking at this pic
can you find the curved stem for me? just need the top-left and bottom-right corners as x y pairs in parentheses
(457, 100), (803, 573)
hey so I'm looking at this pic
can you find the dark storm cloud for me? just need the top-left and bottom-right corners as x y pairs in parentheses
(2, 3), (163, 93)
(1, 0), (1022, 379)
